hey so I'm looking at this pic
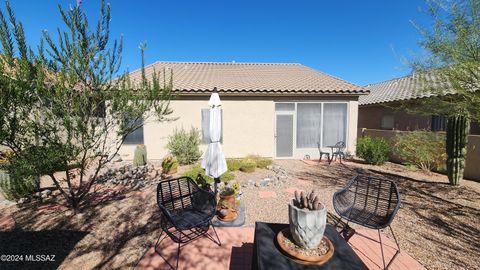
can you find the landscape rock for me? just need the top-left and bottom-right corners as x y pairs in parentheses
(110, 154), (122, 162)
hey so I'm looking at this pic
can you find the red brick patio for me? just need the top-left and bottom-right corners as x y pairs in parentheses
(135, 226), (425, 270)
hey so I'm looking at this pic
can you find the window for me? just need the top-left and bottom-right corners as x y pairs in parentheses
(432, 115), (446, 131)
(275, 103), (295, 111)
(201, 108), (223, 143)
(322, 103), (347, 147)
(123, 117), (144, 144)
(296, 103), (322, 148)
(381, 115), (394, 130)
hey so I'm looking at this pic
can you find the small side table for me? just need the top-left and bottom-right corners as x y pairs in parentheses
(252, 222), (367, 270)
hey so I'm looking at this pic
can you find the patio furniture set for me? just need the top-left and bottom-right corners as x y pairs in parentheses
(154, 174), (401, 270)
(318, 141), (347, 164)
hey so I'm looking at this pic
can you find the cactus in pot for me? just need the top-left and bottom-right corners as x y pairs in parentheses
(288, 189), (327, 249)
(133, 144), (147, 166)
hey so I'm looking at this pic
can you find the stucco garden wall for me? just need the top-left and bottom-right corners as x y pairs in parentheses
(358, 128), (480, 181)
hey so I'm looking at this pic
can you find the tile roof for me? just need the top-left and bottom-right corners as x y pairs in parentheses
(360, 73), (451, 105)
(127, 61), (367, 95)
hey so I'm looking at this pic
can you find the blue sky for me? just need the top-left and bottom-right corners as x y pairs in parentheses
(4, 0), (431, 86)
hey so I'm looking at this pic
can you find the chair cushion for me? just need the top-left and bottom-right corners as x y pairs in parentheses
(169, 208), (212, 230)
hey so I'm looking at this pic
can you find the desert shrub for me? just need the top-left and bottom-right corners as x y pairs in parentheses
(244, 155), (273, 169)
(0, 150), (37, 200)
(393, 130), (446, 172)
(239, 158), (256, 173)
(183, 164), (234, 183)
(0, 171), (37, 201)
(227, 159), (242, 171)
(166, 127), (202, 165)
(256, 158), (273, 169)
(161, 155), (179, 174)
(356, 136), (391, 165)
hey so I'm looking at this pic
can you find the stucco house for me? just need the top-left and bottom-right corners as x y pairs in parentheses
(118, 61), (368, 160)
(359, 74), (480, 134)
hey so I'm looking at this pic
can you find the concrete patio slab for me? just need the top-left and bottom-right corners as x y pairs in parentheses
(135, 227), (254, 270)
(136, 226), (425, 270)
(349, 228), (426, 270)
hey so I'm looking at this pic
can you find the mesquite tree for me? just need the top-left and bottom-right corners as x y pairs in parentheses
(406, 0), (479, 185)
(0, 0), (173, 212)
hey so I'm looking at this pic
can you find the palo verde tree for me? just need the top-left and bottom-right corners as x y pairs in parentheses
(0, 0), (174, 212)
(406, 0), (479, 185)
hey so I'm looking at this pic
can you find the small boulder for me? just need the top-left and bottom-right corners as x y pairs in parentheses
(110, 154), (122, 162)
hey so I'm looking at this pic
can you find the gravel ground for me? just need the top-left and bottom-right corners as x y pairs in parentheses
(238, 159), (480, 270)
(1, 159), (478, 270)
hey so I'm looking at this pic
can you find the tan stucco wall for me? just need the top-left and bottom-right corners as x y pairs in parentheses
(118, 99), (275, 160)
(359, 128), (480, 181)
(118, 96), (360, 161)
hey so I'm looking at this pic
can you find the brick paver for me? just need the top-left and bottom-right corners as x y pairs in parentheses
(136, 227), (254, 270)
(258, 190), (277, 198)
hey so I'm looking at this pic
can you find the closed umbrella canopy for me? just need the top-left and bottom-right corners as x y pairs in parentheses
(201, 91), (227, 180)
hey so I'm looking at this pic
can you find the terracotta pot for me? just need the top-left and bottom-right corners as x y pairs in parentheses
(288, 202), (327, 249)
(217, 193), (238, 221)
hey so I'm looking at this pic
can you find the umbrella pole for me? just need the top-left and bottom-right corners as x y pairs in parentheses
(214, 177), (220, 196)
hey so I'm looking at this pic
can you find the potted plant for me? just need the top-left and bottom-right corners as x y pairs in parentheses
(289, 190), (327, 249)
(217, 187), (239, 221)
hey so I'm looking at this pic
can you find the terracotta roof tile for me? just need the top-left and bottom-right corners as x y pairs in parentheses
(127, 61), (367, 95)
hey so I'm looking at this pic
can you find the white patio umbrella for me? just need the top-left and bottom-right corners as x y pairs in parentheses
(201, 88), (227, 194)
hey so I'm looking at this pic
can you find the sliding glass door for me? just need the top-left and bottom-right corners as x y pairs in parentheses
(322, 103), (347, 147)
(274, 102), (348, 158)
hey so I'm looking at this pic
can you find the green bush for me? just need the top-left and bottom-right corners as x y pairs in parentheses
(239, 158), (256, 173)
(256, 158), (273, 169)
(356, 136), (391, 165)
(182, 164), (234, 183)
(227, 159), (242, 171)
(393, 130), (446, 172)
(0, 170), (37, 201)
(244, 155), (273, 169)
(166, 127), (202, 165)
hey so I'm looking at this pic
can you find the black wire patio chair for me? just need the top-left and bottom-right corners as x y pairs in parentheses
(330, 141), (346, 164)
(155, 176), (221, 270)
(333, 175), (401, 270)
(317, 142), (331, 163)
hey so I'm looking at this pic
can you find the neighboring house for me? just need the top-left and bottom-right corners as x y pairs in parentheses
(359, 74), (480, 134)
(118, 61), (368, 160)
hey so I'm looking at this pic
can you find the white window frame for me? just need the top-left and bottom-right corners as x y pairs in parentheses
(274, 101), (349, 158)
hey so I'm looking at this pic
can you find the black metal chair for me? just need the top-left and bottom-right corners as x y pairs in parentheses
(317, 142), (330, 163)
(333, 175), (401, 270)
(155, 176), (221, 269)
(330, 141), (346, 164)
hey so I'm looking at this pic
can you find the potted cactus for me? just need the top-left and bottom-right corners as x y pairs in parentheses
(289, 190), (327, 249)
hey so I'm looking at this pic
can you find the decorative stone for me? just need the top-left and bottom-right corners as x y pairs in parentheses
(17, 197), (29, 204)
(111, 154), (122, 162)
